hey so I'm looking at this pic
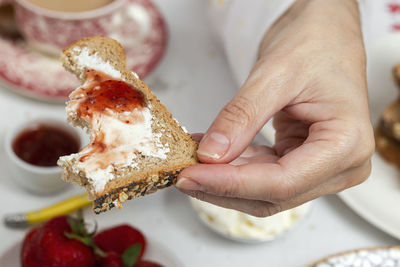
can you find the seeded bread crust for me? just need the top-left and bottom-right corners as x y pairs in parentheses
(59, 36), (198, 213)
(93, 170), (180, 214)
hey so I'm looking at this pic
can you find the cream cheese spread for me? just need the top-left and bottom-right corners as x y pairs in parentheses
(191, 198), (311, 241)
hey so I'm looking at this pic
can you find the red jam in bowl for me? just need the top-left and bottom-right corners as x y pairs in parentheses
(12, 124), (80, 167)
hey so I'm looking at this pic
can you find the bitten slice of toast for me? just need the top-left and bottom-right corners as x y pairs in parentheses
(58, 37), (198, 214)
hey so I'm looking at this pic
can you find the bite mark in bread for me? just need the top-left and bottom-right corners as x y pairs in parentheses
(58, 37), (198, 213)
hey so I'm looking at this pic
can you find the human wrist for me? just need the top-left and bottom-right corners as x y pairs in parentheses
(259, 0), (361, 58)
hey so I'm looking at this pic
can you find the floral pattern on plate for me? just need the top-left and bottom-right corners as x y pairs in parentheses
(0, 0), (167, 102)
(310, 246), (400, 267)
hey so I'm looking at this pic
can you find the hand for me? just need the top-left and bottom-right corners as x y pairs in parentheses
(176, 0), (374, 217)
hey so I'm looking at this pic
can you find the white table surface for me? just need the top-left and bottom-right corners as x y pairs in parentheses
(0, 1), (398, 267)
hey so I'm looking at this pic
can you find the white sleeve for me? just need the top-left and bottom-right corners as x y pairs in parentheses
(208, 0), (295, 86)
(208, 0), (366, 87)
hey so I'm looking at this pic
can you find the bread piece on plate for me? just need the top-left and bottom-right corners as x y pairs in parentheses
(375, 124), (400, 168)
(58, 37), (198, 214)
(393, 64), (400, 89)
(380, 100), (400, 142)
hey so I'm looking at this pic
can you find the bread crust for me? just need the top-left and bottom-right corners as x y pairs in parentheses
(61, 36), (126, 82)
(93, 170), (181, 214)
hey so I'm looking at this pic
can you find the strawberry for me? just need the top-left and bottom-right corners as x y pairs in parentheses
(135, 260), (164, 267)
(94, 224), (146, 260)
(97, 251), (123, 267)
(21, 228), (41, 267)
(21, 212), (158, 267)
(38, 216), (96, 267)
(97, 243), (146, 267)
(21, 215), (96, 267)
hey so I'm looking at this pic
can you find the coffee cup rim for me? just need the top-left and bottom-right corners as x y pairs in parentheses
(15, 0), (126, 20)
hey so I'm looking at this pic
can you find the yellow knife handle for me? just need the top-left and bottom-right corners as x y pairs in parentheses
(25, 194), (92, 225)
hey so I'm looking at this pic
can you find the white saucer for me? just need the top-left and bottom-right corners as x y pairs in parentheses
(338, 33), (400, 241)
(0, 0), (167, 102)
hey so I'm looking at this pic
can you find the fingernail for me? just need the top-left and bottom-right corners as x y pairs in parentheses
(176, 178), (202, 191)
(197, 132), (230, 159)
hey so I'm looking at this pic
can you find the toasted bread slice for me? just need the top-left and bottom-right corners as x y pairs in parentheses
(375, 124), (400, 168)
(380, 99), (400, 142)
(393, 64), (400, 89)
(58, 37), (198, 214)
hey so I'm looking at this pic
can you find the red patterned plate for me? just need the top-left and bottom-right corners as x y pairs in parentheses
(0, 0), (167, 102)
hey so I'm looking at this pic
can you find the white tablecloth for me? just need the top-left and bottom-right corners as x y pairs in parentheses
(0, 1), (397, 266)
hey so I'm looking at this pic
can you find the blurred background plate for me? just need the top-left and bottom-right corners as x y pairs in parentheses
(308, 246), (400, 267)
(0, 0), (167, 102)
(338, 33), (400, 241)
(339, 153), (400, 240)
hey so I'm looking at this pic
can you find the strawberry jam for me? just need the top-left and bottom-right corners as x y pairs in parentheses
(79, 132), (106, 163)
(12, 124), (80, 167)
(77, 69), (146, 118)
(75, 69), (146, 163)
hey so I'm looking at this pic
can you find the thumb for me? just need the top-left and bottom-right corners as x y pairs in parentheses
(197, 63), (292, 163)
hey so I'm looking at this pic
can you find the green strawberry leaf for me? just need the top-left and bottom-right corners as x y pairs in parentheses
(67, 216), (80, 235)
(76, 210), (86, 235)
(64, 232), (90, 246)
(122, 244), (142, 267)
(67, 210), (86, 236)
(76, 209), (84, 222)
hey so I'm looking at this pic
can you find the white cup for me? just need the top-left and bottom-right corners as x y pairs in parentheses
(4, 118), (82, 194)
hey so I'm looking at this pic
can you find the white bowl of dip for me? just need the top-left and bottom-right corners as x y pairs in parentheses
(190, 198), (311, 243)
